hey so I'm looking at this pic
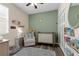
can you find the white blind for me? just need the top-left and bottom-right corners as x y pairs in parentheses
(0, 4), (9, 35)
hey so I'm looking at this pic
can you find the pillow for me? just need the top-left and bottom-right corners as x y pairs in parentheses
(26, 32), (34, 39)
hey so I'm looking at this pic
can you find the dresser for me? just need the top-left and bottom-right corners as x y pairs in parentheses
(0, 39), (9, 56)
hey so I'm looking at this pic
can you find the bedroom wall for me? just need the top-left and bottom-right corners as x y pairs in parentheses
(29, 10), (58, 33)
(0, 3), (29, 47)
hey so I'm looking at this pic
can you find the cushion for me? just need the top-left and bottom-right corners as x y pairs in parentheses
(26, 32), (34, 39)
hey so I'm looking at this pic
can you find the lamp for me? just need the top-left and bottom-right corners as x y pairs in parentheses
(16, 27), (23, 38)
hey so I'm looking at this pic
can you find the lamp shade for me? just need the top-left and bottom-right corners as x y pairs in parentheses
(16, 27), (23, 38)
(16, 27), (23, 34)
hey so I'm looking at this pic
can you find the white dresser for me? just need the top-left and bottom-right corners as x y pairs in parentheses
(0, 39), (9, 56)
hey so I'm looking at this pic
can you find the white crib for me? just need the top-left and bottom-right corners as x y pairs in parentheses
(38, 32), (55, 44)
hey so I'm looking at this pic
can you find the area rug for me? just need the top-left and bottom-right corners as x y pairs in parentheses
(13, 47), (56, 56)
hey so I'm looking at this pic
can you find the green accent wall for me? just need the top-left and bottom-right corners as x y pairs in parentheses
(69, 5), (79, 27)
(29, 10), (58, 33)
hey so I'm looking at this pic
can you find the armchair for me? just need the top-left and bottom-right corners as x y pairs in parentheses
(24, 32), (35, 46)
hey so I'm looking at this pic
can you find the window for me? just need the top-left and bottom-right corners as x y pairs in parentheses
(0, 4), (9, 36)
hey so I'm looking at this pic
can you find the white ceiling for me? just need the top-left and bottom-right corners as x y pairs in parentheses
(14, 3), (60, 15)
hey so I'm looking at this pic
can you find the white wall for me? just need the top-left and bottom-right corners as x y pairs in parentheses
(0, 3), (29, 47)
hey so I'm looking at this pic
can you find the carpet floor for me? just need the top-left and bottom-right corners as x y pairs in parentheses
(13, 47), (56, 56)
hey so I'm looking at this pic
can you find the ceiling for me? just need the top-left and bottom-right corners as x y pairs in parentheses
(14, 3), (60, 15)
